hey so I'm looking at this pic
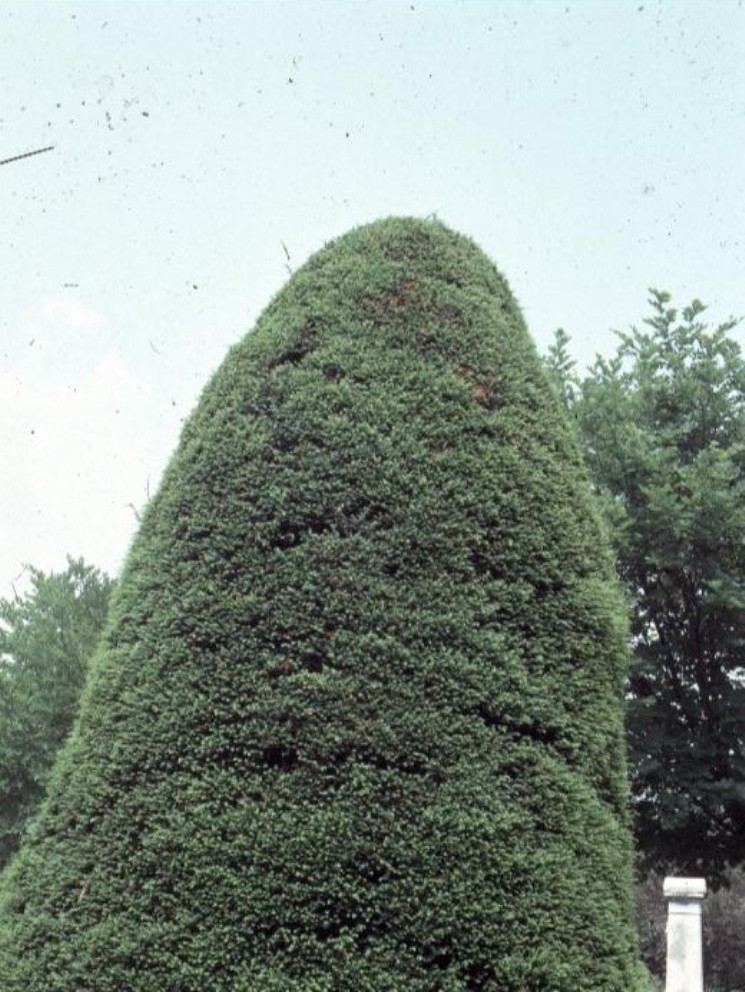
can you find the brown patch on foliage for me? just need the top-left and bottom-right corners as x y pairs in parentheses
(362, 279), (417, 321)
(454, 363), (498, 407)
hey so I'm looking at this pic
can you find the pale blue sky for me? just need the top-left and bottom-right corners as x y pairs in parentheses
(2, 0), (744, 596)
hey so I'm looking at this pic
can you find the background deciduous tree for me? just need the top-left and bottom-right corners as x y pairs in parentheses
(547, 293), (745, 880)
(0, 558), (113, 868)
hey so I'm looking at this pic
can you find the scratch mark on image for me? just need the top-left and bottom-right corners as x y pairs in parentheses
(0, 145), (56, 166)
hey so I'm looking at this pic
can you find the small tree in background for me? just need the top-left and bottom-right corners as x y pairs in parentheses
(0, 219), (647, 990)
(0, 558), (113, 869)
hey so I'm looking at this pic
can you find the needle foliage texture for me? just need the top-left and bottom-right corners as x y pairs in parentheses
(0, 218), (648, 991)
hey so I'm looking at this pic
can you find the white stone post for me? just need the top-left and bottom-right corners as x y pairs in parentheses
(663, 877), (706, 992)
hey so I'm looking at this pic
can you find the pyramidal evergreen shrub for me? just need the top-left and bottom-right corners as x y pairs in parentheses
(0, 218), (649, 991)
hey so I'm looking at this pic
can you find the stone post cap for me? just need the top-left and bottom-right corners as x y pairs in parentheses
(663, 877), (707, 900)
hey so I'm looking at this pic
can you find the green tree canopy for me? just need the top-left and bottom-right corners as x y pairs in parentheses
(0, 558), (113, 869)
(0, 219), (647, 991)
(547, 292), (745, 879)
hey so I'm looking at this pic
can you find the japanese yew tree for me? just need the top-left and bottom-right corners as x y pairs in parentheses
(0, 218), (648, 991)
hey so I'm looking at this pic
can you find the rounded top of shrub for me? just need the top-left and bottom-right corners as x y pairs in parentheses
(0, 217), (648, 991)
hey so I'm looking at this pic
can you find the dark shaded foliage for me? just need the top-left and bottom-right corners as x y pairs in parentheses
(0, 219), (647, 990)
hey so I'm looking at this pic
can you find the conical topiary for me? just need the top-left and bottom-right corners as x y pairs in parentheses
(0, 218), (649, 991)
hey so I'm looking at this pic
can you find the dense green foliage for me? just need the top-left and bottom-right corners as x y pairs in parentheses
(0, 558), (113, 869)
(547, 293), (745, 879)
(0, 218), (646, 991)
